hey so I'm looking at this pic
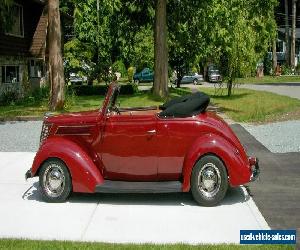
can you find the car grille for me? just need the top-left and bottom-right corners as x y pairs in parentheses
(40, 122), (52, 146)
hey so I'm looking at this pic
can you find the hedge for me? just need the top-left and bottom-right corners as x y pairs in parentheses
(68, 84), (138, 96)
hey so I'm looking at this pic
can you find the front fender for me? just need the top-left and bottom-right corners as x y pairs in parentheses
(31, 137), (104, 193)
(182, 133), (251, 192)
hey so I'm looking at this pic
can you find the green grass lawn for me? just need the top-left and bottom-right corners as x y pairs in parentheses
(0, 86), (299, 123)
(0, 239), (295, 250)
(0, 87), (190, 119)
(235, 75), (300, 84)
(199, 87), (300, 123)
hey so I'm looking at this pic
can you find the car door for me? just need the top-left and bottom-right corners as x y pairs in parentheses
(156, 117), (200, 180)
(100, 114), (158, 181)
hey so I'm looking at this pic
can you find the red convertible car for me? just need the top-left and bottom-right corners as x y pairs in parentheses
(26, 82), (259, 206)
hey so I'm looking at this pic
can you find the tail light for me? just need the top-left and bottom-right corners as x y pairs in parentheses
(40, 122), (52, 146)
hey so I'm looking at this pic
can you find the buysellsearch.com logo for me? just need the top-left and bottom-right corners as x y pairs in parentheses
(240, 230), (296, 244)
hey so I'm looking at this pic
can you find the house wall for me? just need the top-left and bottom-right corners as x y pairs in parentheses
(0, 55), (27, 96)
(0, 0), (46, 96)
(0, 0), (43, 57)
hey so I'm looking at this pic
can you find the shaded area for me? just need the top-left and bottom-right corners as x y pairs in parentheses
(231, 124), (300, 247)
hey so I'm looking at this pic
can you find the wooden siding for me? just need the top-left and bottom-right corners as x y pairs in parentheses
(0, 0), (45, 58)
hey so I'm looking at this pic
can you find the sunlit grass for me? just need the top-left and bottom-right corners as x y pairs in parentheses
(0, 239), (294, 250)
(199, 87), (300, 122)
(236, 75), (300, 84)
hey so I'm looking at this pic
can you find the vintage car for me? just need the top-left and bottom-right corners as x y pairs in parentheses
(25, 82), (259, 206)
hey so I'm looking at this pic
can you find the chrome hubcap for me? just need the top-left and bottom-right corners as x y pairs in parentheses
(43, 164), (65, 198)
(198, 163), (221, 198)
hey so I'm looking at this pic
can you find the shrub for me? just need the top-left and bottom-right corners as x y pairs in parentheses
(127, 67), (135, 83)
(0, 90), (19, 106)
(69, 84), (138, 96)
(281, 64), (293, 75)
(112, 60), (127, 77)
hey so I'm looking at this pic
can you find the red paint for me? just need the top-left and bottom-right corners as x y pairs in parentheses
(31, 82), (255, 193)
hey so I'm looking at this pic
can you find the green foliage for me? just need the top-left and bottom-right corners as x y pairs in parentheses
(203, 0), (278, 95)
(0, 90), (19, 106)
(129, 26), (154, 71)
(127, 67), (135, 83)
(112, 60), (127, 77)
(281, 64), (294, 75)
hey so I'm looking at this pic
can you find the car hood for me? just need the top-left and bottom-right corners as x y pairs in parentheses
(45, 109), (101, 125)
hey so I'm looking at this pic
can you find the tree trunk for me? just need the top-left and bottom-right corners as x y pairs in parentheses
(153, 0), (168, 98)
(272, 38), (277, 74)
(284, 0), (290, 65)
(290, 0), (296, 68)
(48, 0), (65, 111)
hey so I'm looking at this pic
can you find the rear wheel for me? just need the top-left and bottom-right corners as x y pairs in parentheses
(193, 79), (198, 85)
(191, 155), (228, 206)
(39, 159), (72, 203)
(134, 79), (140, 84)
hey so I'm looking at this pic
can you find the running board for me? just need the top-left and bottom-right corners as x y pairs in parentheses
(95, 181), (182, 193)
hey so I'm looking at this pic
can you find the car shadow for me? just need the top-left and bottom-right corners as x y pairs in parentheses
(23, 181), (250, 207)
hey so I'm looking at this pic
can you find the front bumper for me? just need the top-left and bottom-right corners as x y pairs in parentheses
(250, 158), (260, 182)
(25, 169), (32, 180)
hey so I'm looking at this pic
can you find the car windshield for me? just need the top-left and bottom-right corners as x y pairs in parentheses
(211, 70), (219, 74)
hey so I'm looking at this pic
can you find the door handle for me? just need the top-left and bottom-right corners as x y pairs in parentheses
(147, 129), (156, 134)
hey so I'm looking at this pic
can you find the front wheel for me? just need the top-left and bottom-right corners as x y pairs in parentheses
(39, 159), (72, 203)
(134, 79), (140, 84)
(193, 79), (198, 85)
(191, 155), (228, 206)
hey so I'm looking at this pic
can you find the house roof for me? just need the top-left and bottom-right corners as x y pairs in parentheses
(29, 5), (48, 59)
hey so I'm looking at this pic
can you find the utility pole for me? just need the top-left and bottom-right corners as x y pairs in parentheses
(290, 0), (297, 68)
(284, 0), (290, 65)
(97, 0), (100, 68)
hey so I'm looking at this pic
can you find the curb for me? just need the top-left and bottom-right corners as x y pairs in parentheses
(0, 116), (43, 122)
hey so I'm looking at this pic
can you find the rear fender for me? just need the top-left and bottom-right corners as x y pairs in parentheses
(182, 133), (251, 192)
(31, 137), (104, 193)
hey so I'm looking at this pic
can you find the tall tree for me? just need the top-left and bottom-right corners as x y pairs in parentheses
(290, 0), (297, 68)
(48, 0), (65, 110)
(284, 0), (290, 65)
(153, 0), (168, 98)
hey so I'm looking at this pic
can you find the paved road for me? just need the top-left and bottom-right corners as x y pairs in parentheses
(232, 124), (300, 248)
(240, 83), (300, 100)
(0, 152), (268, 244)
(0, 121), (42, 152)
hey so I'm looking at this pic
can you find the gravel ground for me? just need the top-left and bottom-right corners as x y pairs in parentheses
(242, 120), (300, 153)
(0, 121), (42, 152)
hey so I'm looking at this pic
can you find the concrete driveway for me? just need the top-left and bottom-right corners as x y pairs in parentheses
(0, 152), (269, 244)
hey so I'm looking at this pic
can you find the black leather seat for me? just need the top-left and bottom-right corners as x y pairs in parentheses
(159, 92), (210, 118)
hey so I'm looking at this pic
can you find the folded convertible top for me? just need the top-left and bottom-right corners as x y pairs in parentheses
(159, 92), (210, 118)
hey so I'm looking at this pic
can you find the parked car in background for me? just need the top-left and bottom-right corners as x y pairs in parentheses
(133, 68), (154, 84)
(26, 82), (260, 206)
(176, 73), (204, 85)
(69, 73), (87, 85)
(207, 64), (222, 83)
(208, 69), (222, 83)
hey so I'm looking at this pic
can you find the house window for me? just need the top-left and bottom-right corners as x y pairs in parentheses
(1, 66), (20, 83)
(276, 41), (284, 53)
(5, 4), (24, 37)
(29, 59), (44, 78)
